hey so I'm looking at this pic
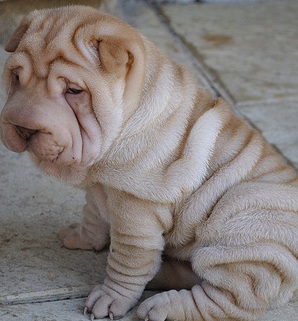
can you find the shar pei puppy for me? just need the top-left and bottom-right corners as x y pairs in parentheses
(1, 5), (298, 321)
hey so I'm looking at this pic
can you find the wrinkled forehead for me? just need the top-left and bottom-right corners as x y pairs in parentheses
(7, 12), (127, 79)
(10, 16), (84, 78)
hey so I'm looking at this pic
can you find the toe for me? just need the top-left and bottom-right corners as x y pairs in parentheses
(91, 294), (114, 319)
(109, 297), (135, 320)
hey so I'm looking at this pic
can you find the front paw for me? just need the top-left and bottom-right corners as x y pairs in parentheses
(85, 284), (137, 320)
(58, 223), (106, 250)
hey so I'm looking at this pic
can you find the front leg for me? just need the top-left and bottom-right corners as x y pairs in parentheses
(85, 190), (165, 320)
(59, 184), (110, 250)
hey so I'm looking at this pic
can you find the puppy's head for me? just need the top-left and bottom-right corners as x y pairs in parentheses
(0, 6), (145, 184)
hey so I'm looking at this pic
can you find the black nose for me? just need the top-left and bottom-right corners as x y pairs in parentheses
(16, 126), (37, 140)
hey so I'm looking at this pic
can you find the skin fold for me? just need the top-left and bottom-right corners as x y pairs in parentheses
(1, 6), (298, 321)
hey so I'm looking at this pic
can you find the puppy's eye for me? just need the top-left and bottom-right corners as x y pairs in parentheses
(66, 87), (83, 94)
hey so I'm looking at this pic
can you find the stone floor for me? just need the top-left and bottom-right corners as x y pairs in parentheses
(0, 0), (298, 320)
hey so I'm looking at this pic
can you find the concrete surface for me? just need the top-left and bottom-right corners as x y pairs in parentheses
(0, 0), (297, 320)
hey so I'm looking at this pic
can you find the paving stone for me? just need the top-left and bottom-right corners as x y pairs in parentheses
(159, 0), (298, 104)
(0, 299), (90, 321)
(0, 142), (109, 303)
(0, 47), (9, 101)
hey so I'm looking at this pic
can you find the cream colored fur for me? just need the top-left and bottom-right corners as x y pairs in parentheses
(1, 6), (298, 321)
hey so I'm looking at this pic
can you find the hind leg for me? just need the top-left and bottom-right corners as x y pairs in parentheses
(138, 243), (298, 321)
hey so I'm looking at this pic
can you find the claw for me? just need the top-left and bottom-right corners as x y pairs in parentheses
(84, 307), (89, 317)
(84, 307), (94, 320)
(109, 312), (114, 320)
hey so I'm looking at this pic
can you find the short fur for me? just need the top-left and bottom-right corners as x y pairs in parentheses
(1, 6), (298, 321)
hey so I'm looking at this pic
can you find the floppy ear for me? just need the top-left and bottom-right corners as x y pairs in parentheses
(5, 17), (32, 52)
(98, 37), (133, 77)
